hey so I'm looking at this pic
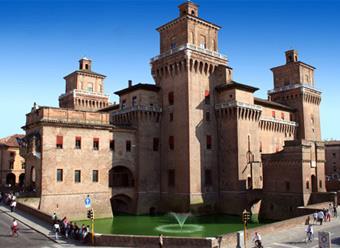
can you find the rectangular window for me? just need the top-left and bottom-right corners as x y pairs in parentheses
(319, 180), (322, 188)
(87, 82), (93, 92)
(285, 181), (290, 191)
(110, 140), (115, 151)
(153, 138), (159, 151)
(306, 180), (310, 189)
(169, 112), (173, 122)
(126, 140), (131, 152)
(205, 169), (212, 186)
(259, 141), (262, 153)
(272, 111), (276, 118)
(168, 169), (175, 187)
(281, 112), (285, 120)
(121, 99), (126, 109)
(169, 136), (174, 150)
(93, 138), (99, 150)
(57, 169), (63, 182)
(75, 170), (81, 183)
(132, 96), (137, 106)
(92, 170), (99, 182)
(21, 162), (25, 170)
(205, 112), (210, 121)
(9, 161), (14, 170)
(168, 92), (174, 105)
(204, 90), (210, 105)
(206, 135), (212, 150)
(56, 135), (63, 149)
(75, 136), (81, 149)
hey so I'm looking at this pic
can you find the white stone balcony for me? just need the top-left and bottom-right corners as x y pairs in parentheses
(268, 83), (321, 94)
(59, 89), (110, 99)
(260, 116), (298, 127)
(215, 100), (262, 111)
(150, 43), (227, 63)
(111, 105), (162, 116)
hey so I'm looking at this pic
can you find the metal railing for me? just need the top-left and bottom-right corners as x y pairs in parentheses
(150, 43), (227, 62)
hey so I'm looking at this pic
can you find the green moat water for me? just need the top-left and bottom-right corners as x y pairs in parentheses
(80, 214), (267, 237)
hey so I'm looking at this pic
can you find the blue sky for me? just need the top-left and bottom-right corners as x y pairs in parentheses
(0, 0), (339, 139)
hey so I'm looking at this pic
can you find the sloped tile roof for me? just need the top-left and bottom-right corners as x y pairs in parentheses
(0, 134), (24, 147)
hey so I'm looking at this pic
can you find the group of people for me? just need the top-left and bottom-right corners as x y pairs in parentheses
(52, 213), (90, 241)
(0, 192), (19, 237)
(312, 203), (337, 226)
(0, 192), (17, 212)
(304, 203), (338, 242)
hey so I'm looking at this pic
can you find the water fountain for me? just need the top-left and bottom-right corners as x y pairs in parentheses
(169, 212), (190, 230)
(154, 212), (204, 234)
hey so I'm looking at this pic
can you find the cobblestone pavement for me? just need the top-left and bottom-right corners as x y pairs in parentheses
(252, 216), (340, 248)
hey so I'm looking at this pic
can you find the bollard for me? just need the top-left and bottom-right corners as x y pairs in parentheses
(236, 231), (244, 248)
(319, 231), (331, 248)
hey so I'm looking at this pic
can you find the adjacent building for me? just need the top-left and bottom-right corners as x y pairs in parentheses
(325, 141), (340, 191)
(19, 2), (328, 220)
(0, 134), (25, 187)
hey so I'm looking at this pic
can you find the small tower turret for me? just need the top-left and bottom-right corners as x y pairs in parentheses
(79, 57), (92, 71)
(178, 1), (199, 17)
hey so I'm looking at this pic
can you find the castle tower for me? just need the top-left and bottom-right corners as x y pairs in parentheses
(270, 50), (321, 141)
(59, 58), (110, 111)
(151, 1), (229, 211)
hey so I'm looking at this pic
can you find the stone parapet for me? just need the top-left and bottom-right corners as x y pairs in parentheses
(25, 107), (110, 128)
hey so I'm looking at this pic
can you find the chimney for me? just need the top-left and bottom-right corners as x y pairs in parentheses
(128, 80), (132, 88)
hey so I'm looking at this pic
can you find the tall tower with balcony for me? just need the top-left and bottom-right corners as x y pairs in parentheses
(59, 58), (110, 111)
(270, 50), (322, 141)
(151, 1), (229, 212)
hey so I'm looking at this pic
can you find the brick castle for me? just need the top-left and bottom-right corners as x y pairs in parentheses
(18, 2), (327, 220)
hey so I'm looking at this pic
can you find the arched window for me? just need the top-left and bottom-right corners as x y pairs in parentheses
(109, 166), (134, 187)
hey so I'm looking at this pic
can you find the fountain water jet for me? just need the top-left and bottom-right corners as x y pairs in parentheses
(169, 212), (190, 230)
(154, 212), (204, 234)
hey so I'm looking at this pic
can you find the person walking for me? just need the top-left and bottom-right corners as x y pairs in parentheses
(252, 232), (263, 248)
(10, 200), (16, 212)
(54, 222), (60, 240)
(318, 210), (325, 225)
(11, 219), (18, 237)
(159, 234), (164, 248)
(52, 212), (58, 224)
(305, 224), (314, 242)
(334, 205), (338, 218)
(313, 211), (318, 224)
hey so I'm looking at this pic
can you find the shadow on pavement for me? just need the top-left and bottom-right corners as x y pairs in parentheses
(332, 237), (340, 244)
(286, 241), (308, 245)
(0, 234), (12, 237)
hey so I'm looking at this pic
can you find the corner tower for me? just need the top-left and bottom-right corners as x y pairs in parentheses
(270, 50), (321, 141)
(151, 2), (229, 212)
(59, 58), (110, 111)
